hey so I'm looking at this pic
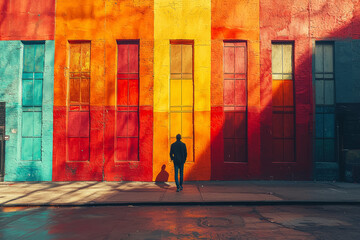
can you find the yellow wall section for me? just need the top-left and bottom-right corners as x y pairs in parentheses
(153, 0), (211, 181)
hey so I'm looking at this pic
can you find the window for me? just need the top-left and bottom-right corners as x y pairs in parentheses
(314, 43), (335, 162)
(223, 41), (247, 162)
(21, 43), (44, 161)
(272, 43), (295, 162)
(68, 42), (90, 161)
(116, 41), (139, 161)
(170, 42), (193, 162)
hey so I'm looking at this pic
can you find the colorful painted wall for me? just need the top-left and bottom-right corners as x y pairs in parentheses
(0, 0), (55, 40)
(153, 0), (211, 181)
(0, 41), (54, 181)
(211, 0), (261, 180)
(1, 0), (360, 182)
(53, 0), (154, 181)
(0, 0), (54, 181)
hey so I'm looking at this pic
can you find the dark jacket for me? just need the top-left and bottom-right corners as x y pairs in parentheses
(170, 140), (187, 166)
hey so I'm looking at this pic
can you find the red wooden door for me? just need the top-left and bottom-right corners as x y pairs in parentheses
(104, 41), (152, 181)
(62, 42), (102, 180)
(222, 41), (248, 179)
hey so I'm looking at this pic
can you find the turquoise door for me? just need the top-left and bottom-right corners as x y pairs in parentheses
(21, 43), (44, 161)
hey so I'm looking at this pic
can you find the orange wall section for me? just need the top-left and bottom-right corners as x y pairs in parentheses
(53, 0), (154, 181)
(211, 0), (261, 180)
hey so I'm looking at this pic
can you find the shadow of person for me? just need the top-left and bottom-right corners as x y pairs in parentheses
(155, 164), (170, 189)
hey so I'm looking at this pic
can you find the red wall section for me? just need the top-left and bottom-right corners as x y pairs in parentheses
(0, 0), (55, 40)
(211, 0), (261, 180)
(260, 0), (312, 179)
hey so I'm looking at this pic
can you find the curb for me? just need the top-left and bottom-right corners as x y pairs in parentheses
(2, 201), (360, 208)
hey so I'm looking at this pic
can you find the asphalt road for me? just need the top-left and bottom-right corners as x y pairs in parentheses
(1, 205), (359, 239)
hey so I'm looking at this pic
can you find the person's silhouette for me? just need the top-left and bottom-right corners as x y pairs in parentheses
(169, 134), (187, 192)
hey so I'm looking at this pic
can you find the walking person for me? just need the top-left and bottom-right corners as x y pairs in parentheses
(170, 134), (187, 192)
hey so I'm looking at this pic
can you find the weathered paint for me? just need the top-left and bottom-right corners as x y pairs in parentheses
(0, 0), (55, 40)
(153, 0), (211, 181)
(211, 0), (261, 180)
(309, 0), (360, 180)
(53, 0), (153, 181)
(260, 0), (312, 180)
(0, 41), (54, 181)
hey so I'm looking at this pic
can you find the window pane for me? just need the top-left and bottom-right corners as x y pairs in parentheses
(234, 112), (246, 139)
(315, 80), (324, 105)
(116, 138), (127, 161)
(79, 112), (90, 137)
(33, 80), (43, 106)
(272, 44), (282, 75)
(22, 111), (34, 137)
(284, 113), (294, 138)
(81, 78), (90, 104)
(117, 80), (128, 106)
(272, 113), (284, 138)
(272, 80), (283, 107)
(81, 43), (91, 72)
(283, 44), (293, 75)
(33, 111), (42, 137)
(22, 80), (34, 106)
(315, 44), (324, 73)
(128, 137), (138, 161)
(224, 138), (235, 162)
(68, 111), (81, 137)
(224, 80), (235, 106)
(70, 78), (80, 104)
(315, 139), (324, 162)
(224, 112), (235, 138)
(324, 113), (335, 138)
(117, 44), (128, 73)
(128, 79), (139, 106)
(235, 46), (246, 74)
(170, 45), (181, 74)
(235, 80), (246, 106)
(324, 80), (334, 105)
(235, 138), (247, 162)
(21, 138), (33, 160)
(128, 111), (138, 137)
(32, 138), (42, 160)
(34, 44), (45, 73)
(182, 80), (193, 107)
(182, 45), (192, 75)
(224, 47), (235, 74)
(315, 113), (324, 138)
(323, 44), (333, 73)
(70, 44), (81, 72)
(116, 111), (128, 137)
(170, 80), (181, 106)
(23, 45), (35, 72)
(283, 80), (293, 106)
(128, 44), (138, 73)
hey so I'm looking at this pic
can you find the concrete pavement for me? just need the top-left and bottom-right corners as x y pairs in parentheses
(0, 181), (360, 206)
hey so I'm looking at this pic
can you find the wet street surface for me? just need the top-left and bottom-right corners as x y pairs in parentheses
(1, 205), (360, 239)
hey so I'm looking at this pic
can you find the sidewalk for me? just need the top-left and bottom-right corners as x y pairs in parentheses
(1, 181), (360, 207)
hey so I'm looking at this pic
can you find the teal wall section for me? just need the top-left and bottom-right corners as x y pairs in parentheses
(335, 40), (360, 104)
(314, 40), (360, 181)
(0, 40), (54, 181)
